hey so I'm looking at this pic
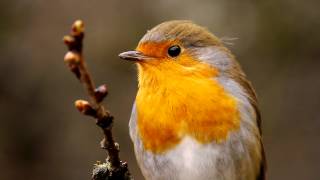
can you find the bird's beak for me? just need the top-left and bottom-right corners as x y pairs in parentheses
(118, 50), (152, 62)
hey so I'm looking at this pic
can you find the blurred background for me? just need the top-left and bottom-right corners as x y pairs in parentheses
(0, 0), (319, 179)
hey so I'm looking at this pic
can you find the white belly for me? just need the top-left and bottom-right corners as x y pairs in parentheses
(164, 136), (235, 180)
(132, 127), (261, 180)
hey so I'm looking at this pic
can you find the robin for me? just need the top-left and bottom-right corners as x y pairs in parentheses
(119, 20), (266, 180)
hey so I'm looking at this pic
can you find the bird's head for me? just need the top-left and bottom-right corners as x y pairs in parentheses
(119, 20), (239, 84)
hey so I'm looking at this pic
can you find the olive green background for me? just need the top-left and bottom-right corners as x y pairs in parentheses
(0, 0), (319, 179)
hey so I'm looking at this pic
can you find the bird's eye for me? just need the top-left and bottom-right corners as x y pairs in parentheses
(168, 45), (181, 57)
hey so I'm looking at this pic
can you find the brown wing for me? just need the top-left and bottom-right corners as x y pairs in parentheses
(227, 62), (267, 180)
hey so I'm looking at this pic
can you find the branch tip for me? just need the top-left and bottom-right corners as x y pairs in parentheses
(72, 20), (85, 36)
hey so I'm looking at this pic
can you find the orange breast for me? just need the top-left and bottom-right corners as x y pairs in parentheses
(135, 60), (240, 154)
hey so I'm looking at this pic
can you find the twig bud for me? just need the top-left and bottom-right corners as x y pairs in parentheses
(72, 20), (84, 36)
(64, 52), (80, 64)
(63, 35), (75, 46)
(75, 100), (97, 117)
(64, 52), (81, 78)
(114, 142), (120, 151)
(95, 84), (108, 103)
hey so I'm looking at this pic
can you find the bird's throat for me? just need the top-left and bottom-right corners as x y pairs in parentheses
(135, 62), (240, 154)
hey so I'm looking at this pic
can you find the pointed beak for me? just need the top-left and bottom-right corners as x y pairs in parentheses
(118, 50), (152, 62)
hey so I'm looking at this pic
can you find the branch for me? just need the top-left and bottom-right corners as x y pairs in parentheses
(63, 20), (132, 180)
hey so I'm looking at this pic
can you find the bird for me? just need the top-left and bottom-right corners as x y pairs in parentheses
(119, 20), (266, 180)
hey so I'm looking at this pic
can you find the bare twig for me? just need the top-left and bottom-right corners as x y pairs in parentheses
(63, 20), (132, 180)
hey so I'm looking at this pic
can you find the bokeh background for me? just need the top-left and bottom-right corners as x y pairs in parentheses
(1, 0), (319, 179)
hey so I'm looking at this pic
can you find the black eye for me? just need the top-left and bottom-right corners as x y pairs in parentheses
(168, 45), (181, 57)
